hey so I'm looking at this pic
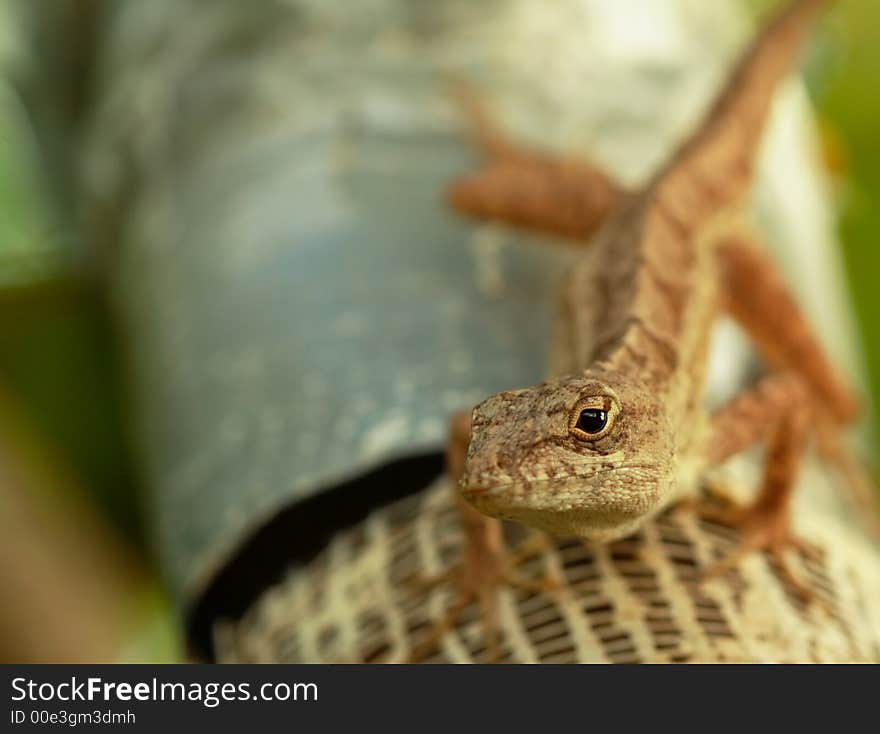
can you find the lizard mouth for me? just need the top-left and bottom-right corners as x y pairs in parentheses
(461, 463), (661, 498)
(459, 464), (666, 538)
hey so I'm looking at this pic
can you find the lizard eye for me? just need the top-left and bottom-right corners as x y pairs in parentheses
(576, 409), (607, 434)
(568, 397), (616, 441)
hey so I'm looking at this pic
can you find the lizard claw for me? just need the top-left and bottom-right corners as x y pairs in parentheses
(406, 532), (560, 663)
(693, 491), (824, 607)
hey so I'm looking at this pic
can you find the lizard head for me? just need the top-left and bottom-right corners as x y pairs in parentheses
(460, 371), (675, 542)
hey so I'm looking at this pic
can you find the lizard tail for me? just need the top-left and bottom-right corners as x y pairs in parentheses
(650, 0), (834, 221)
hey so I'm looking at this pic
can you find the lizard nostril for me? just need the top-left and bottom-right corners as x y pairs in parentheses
(494, 452), (514, 472)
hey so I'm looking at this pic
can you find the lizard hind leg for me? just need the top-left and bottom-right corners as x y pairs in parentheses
(697, 375), (821, 605)
(407, 411), (560, 663)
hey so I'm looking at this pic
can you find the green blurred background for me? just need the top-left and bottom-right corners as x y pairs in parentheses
(0, 1), (876, 663)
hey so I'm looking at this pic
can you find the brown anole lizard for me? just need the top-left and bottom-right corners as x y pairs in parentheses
(411, 0), (876, 662)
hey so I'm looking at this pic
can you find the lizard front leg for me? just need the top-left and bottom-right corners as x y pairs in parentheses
(692, 229), (878, 597)
(408, 410), (558, 663)
(716, 232), (880, 533)
(448, 85), (623, 242)
(700, 373), (820, 600)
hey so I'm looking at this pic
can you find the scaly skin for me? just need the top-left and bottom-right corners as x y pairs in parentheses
(411, 0), (871, 661)
(458, 0), (847, 542)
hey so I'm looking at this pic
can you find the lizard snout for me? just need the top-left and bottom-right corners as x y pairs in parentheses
(488, 448), (521, 475)
(460, 448), (518, 495)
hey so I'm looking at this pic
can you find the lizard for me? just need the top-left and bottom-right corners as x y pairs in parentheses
(410, 0), (876, 662)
